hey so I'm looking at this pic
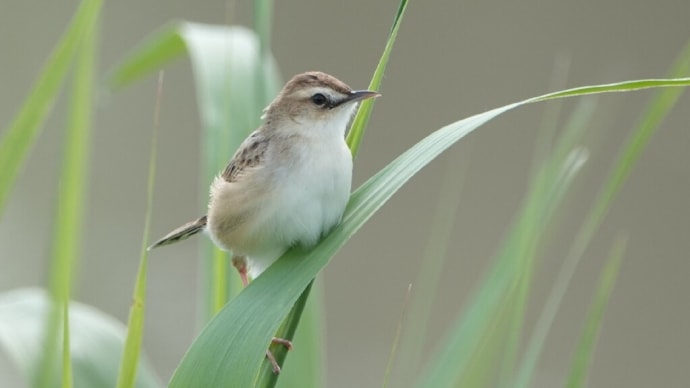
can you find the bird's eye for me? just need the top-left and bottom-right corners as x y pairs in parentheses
(311, 93), (328, 107)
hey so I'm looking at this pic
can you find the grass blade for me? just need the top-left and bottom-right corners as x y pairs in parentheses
(37, 2), (101, 385)
(512, 40), (690, 387)
(383, 284), (413, 388)
(416, 138), (589, 387)
(169, 77), (689, 387)
(275, 281), (326, 388)
(105, 23), (186, 90)
(346, 0), (408, 157)
(116, 71), (165, 388)
(497, 98), (598, 387)
(392, 148), (471, 385)
(250, 2), (410, 382)
(0, 0), (99, 217)
(566, 235), (627, 388)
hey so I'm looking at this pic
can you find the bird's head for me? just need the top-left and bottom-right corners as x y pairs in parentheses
(262, 71), (380, 137)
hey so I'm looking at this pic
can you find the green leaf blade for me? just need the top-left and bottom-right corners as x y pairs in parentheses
(566, 236), (626, 388)
(0, 289), (162, 388)
(346, 0), (409, 157)
(116, 71), (165, 388)
(0, 0), (100, 217)
(105, 22), (187, 90)
(169, 75), (690, 386)
(38, 1), (102, 385)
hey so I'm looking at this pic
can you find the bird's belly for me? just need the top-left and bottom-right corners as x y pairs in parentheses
(264, 146), (352, 247)
(207, 139), (352, 278)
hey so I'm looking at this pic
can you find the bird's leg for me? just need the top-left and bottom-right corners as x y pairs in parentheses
(265, 337), (294, 374)
(231, 254), (293, 374)
(271, 337), (293, 349)
(231, 255), (249, 287)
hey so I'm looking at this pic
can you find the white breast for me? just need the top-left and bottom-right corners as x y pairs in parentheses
(242, 134), (353, 277)
(267, 137), (352, 245)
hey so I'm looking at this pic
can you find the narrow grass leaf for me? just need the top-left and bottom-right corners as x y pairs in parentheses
(447, 144), (589, 388)
(116, 71), (165, 388)
(498, 98), (598, 387)
(62, 303), (72, 388)
(393, 148), (471, 385)
(169, 78), (689, 387)
(512, 40), (690, 387)
(0, 289), (162, 388)
(383, 284), (413, 388)
(254, 282), (314, 387)
(275, 281), (326, 388)
(566, 235), (626, 388)
(252, 2), (410, 382)
(253, 0), (273, 109)
(346, 0), (408, 157)
(0, 0), (100, 217)
(105, 23), (186, 90)
(530, 78), (690, 103)
(38, 2), (100, 385)
(496, 58), (573, 384)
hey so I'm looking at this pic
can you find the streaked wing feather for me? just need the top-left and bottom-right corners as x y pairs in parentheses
(148, 215), (208, 250)
(221, 131), (269, 182)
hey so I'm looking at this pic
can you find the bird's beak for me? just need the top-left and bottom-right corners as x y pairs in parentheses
(344, 90), (381, 104)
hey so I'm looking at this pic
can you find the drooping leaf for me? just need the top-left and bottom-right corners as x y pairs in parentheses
(0, 288), (162, 388)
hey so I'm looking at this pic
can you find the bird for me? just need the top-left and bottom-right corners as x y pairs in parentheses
(148, 71), (380, 373)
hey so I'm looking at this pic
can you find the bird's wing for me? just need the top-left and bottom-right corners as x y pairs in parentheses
(221, 131), (270, 183)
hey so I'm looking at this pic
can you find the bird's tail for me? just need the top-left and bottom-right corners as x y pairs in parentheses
(148, 215), (208, 251)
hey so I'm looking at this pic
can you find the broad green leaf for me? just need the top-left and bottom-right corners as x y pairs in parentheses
(0, 288), (162, 388)
(38, 2), (101, 386)
(169, 78), (690, 387)
(0, 0), (100, 218)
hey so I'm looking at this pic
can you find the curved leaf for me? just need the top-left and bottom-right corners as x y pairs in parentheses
(0, 288), (162, 388)
(169, 77), (690, 387)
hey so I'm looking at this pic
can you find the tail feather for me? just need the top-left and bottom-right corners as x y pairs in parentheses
(148, 215), (208, 251)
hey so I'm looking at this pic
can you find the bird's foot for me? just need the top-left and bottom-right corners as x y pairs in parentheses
(266, 337), (293, 374)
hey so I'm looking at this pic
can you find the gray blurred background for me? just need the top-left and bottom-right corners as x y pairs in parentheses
(1, 0), (688, 387)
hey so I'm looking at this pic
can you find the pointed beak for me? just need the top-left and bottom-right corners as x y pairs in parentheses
(344, 90), (381, 104)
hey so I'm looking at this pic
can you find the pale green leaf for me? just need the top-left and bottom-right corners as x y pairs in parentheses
(566, 236), (626, 388)
(39, 2), (101, 385)
(0, 0), (100, 217)
(169, 77), (690, 387)
(0, 289), (162, 388)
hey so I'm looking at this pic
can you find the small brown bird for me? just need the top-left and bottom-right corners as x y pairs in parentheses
(149, 71), (380, 373)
